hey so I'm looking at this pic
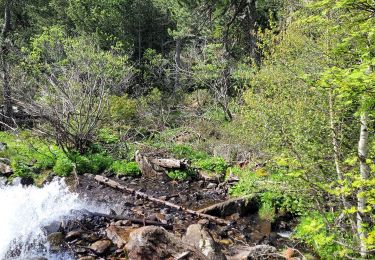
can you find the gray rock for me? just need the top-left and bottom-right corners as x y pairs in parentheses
(47, 232), (64, 251)
(0, 142), (7, 152)
(125, 226), (207, 260)
(0, 177), (7, 186)
(11, 177), (22, 186)
(65, 230), (82, 241)
(227, 245), (277, 260)
(43, 221), (61, 235)
(0, 162), (12, 176)
(206, 183), (218, 189)
(183, 224), (226, 260)
(89, 239), (112, 255)
(0, 158), (10, 164)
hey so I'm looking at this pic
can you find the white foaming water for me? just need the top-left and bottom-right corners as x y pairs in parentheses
(0, 179), (97, 260)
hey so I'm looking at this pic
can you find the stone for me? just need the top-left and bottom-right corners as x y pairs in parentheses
(0, 177), (7, 186)
(183, 224), (226, 260)
(43, 221), (61, 235)
(89, 239), (112, 255)
(0, 142), (7, 152)
(197, 219), (210, 226)
(47, 232), (64, 251)
(125, 226), (207, 260)
(78, 257), (96, 260)
(65, 230), (82, 241)
(206, 183), (218, 189)
(0, 157), (10, 164)
(198, 171), (222, 183)
(227, 245), (277, 260)
(106, 225), (138, 248)
(0, 162), (12, 176)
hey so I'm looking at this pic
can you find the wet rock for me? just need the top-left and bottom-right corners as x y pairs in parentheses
(65, 230), (82, 241)
(0, 177), (7, 186)
(78, 256), (96, 260)
(25, 257), (48, 260)
(197, 219), (210, 226)
(89, 239), (112, 255)
(47, 232), (64, 250)
(206, 183), (217, 189)
(0, 162), (12, 176)
(21, 176), (34, 186)
(228, 245), (277, 260)
(183, 224), (226, 260)
(82, 233), (100, 242)
(125, 226), (207, 260)
(43, 221), (61, 235)
(106, 225), (138, 248)
(197, 197), (257, 218)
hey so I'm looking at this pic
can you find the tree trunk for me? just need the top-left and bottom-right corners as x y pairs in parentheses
(357, 111), (370, 258)
(174, 38), (182, 93)
(1, 0), (12, 129)
(328, 90), (356, 233)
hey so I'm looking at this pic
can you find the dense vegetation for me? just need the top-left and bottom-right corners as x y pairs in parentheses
(0, 0), (374, 258)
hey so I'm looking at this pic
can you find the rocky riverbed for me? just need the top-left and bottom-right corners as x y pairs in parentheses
(0, 170), (307, 260)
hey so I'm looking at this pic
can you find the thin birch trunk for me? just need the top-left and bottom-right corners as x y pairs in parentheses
(357, 111), (370, 258)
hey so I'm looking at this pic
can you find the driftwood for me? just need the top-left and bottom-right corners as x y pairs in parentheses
(94, 175), (230, 225)
(150, 158), (188, 169)
(80, 209), (173, 230)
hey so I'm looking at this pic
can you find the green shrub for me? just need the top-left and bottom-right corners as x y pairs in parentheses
(109, 94), (137, 122)
(258, 202), (276, 222)
(53, 156), (73, 177)
(167, 169), (191, 181)
(97, 127), (120, 144)
(111, 161), (141, 176)
(294, 212), (351, 258)
(171, 144), (208, 161)
(193, 156), (228, 174)
(75, 153), (113, 174)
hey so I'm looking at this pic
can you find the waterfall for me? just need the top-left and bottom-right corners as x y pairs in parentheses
(0, 178), (94, 259)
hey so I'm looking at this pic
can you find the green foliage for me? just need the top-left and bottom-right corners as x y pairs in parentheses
(74, 153), (113, 175)
(294, 212), (351, 258)
(111, 161), (141, 176)
(167, 169), (189, 181)
(53, 156), (73, 177)
(193, 157), (228, 174)
(170, 144), (208, 161)
(109, 95), (137, 123)
(258, 202), (276, 222)
(97, 128), (120, 144)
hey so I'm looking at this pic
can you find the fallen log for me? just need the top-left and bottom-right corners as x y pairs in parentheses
(94, 175), (230, 225)
(79, 209), (173, 230)
(149, 158), (188, 169)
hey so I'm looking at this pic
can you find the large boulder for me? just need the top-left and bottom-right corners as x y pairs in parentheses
(183, 224), (226, 260)
(125, 226), (208, 260)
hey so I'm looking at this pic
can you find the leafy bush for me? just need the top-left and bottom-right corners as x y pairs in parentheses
(97, 128), (119, 144)
(294, 212), (350, 258)
(109, 95), (137, 122)
(74, 153), (113, 174)
(171, 144), (208, 161)
(167, 169), (189, 180)
(53, 156), (73, 177)
(111, 160), (141, 176)
(258, 202), (276, 222)
(193, 156), (228, 174)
